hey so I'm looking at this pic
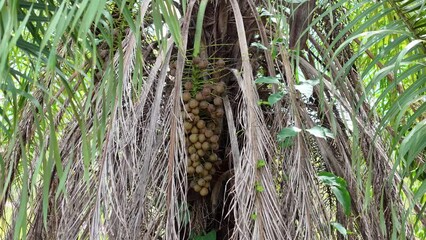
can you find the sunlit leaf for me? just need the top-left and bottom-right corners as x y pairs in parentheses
(277, 126), (301, 142)
(306, 126), (335, 139)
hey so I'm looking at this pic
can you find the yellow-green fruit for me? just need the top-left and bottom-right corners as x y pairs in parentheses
(188, 145), (197, 154)
(196, 120), (206, 129)
(204, 175), (212, 181)
(197, 149), (205, 157)
(204, 162), (213, 170)
(189, 99), (199, 109)
(201, 142), (210, 151)
(197, 178), (206, 186)
(198, 134), (206, 143)
(193, 184), (202, 192)
(183, 92), (191, 102)
(194, 142), (202, 149)
(189, 134), (198, 143)
(187, 166), (195, 174)
(199, 187), (209, 196)
(202, 169), (209, 177)
(191, 126), (199, 134)
(192, 107), (200, 115)
(184, 121), (193, 131)
(192, 161), (200, 167)
(196, 165), (204, 173)
(204, 129), (214, 138)
(209, 153), (218, 162)
(204, 182), (211, 188)
(190, 180), (196, 188)
(210, 135), (219, 143)
(190, 153), (199, 162)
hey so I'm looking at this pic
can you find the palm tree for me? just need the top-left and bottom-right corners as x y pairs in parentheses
(0, 0), (424, 239)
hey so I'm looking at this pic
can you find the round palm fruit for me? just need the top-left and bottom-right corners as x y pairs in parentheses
(183, 91), (191, 102)
(187, 158), (192, 166)
(201, 142), (210, 151)
(204, 182), (211, 188)
(184, 81), (193, 90)
(184, 121), (193, 131)
(193, 184), (202, 192)
(193, 115), (200, 122)
(195, 92), (204, 101)
(186, 113), (195, 121)
(215, 81), (226, 94)
(195, 165), (204, 174)
(216, 58), (225, 67)
(197, 149), (205, 157)
(184, 103), (190, 111)
(204, 175), (213, 181)
(191, 126), (199, 134)
(194, 142), (202, 149)
(207, 104), (216, 113)
(192, 107), (200, 115)
(209, 168), (216, 175)
(199, 127), (205, 134)
(199, 101), (209, 109)
(187, 166), (195, 174)
(215, 108), (224, 118)
(202, 86), (211, 97)
(209, 153), (218, 162)
(198, 134), (206, 143)
(211, 143), (219, 151)
(204, 129), (214, 138)
(189, 134), (198, 143)
(189, 99), (199, 109)
(192, 161), (200, 167)
(198, 59), (209, 69)
(190, 180), (196, 188)
(197, 178), (206, 186)
(202, 169), (209, 177)
(193, 56), (202, 65)
(190, 153), (199, 162)
(213, 97), (223, 106)
(188, 145), (197, 154)
(199, 187), (209, 196)
(210, 135), (219, 143)
(207, 122), (216, 130)
(196, 120), (206, 129)
(204, 162), (213, 170)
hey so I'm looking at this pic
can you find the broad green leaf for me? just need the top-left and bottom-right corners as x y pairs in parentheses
(268, 92), (285, 105)
(318, 172), (351, 216)
(331, 222), (347, 237)
(255, 76), (281, 84)
(294, 79), (320, 97)
(193, 0), (208, 56)
(277, 126), (301, 142)
(194, 230), (216, 240)
(306, 126), (335, 139)
(257, 159), (266, 168)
